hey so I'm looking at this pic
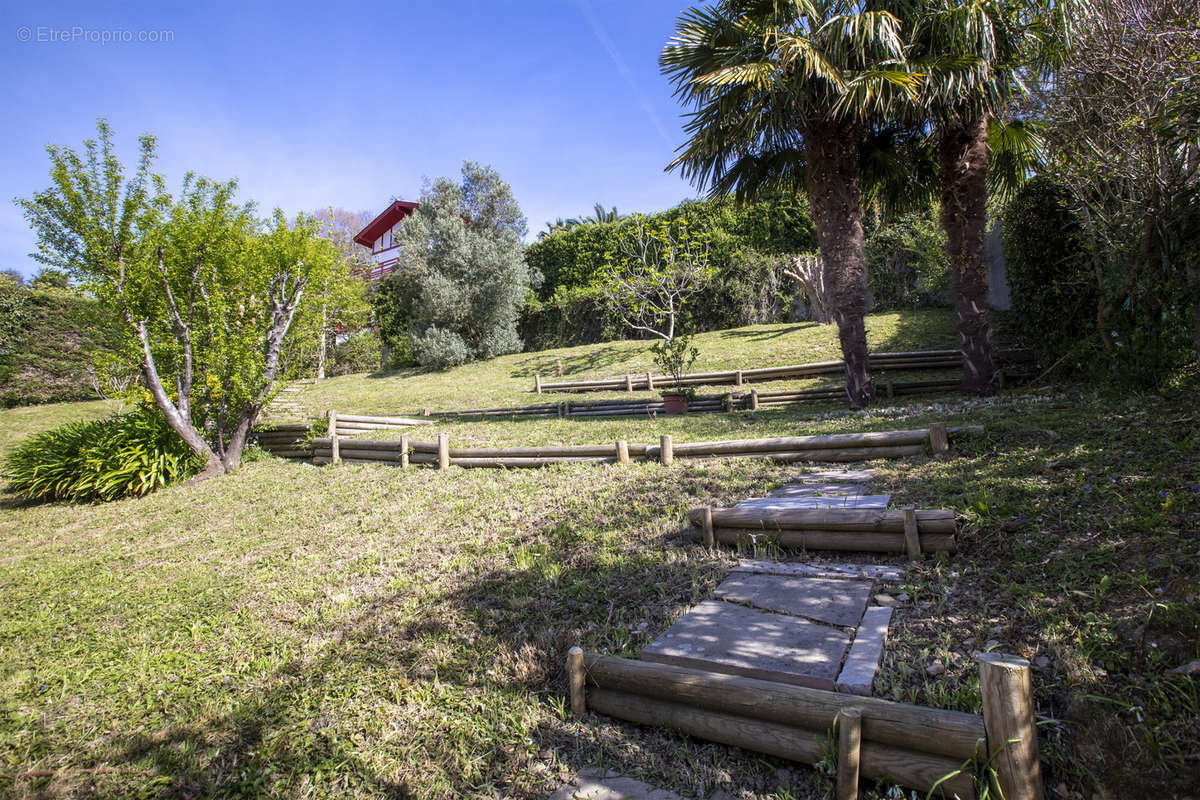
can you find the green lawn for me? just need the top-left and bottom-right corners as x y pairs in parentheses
(287, 310), (958, 417)
(1, 316), (1197, 800)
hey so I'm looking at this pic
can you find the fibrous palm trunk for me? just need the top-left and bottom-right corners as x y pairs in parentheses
(804, 116), (873, 408)
(939, 115), (996, 395)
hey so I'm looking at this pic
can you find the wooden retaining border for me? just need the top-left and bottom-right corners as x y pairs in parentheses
(251, 423), (313, 459)
(329, 411), (434, 436)
(688, 506), (958, 554)
(535, 349), (1034, 394)
(428, 378), (963, 421)
(567, 651), (1044, 800)
(308, 425), (962, 469)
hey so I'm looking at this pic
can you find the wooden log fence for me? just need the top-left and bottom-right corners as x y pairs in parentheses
(534, 349), (1034, 394)
(304, 425), (971, 470)
(687, 505), (959, 554)
(569, 652), (1045, 800)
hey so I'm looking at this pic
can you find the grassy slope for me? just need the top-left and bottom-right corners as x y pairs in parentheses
(288, 309), (956, 416)
(1, 313), (1197, 800)
(0, 400), (113, 457)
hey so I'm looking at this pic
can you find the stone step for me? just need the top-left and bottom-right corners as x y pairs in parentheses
(713, 573), (872, 627)
(735, 494), (891, 510)
(731, 559), (905, 582)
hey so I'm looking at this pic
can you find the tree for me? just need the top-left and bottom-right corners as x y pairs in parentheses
(18, 120), (340, 479)
(903, 0), (1071, 394)
(598, 214), (714, 343)
(378, 162), (538, 369)
(661, 0), (919, 408)
(1038, 0), (1200, 370)
(308, 208), (374, 378)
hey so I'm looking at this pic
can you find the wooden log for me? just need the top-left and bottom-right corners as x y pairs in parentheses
(616, 440), (630, 465)
(334, 414), (434, 425)
(904, 506), (922, 561)
(701, 506), (714, 549)
(587, 689), (975, 799)
(331, 433), (341, 465)
(646, 371), (654, 391)
(408, 440), (439, 453)
(692, 506), (956, 534)
(261, 449), (312, 458)
(660, 434), (673, 466)
(677, 445), (925, 463)
(735, 369), (743, 386)
(400, 434), (409, 468)
(448, 444), (649, 458)
(929, 422), (950, 457)
(446, 456), (611, 468)
(625, 374), (634, 392)
(409, 452), (439, 465)
(534, 374), (542, 393)
(311, 438), (406, 451)
(568, 647), (586, 715)
(707, 527), (957, 553)
(837, 708), (863, 800)
(258, 423), (311, 431)
(979, 654), (1043, 800)
(329, 409), (338, 439)
(749, 389), (759, 411)
(335, 449), (406, 462)
(669, 430), (929, 456)
(583, 654), (984, 761)
(437, 433), (450, 469)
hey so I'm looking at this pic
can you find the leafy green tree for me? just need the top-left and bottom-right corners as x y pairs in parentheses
(661, 0), (919, 408)
(18, 120), (340, 479)
(311, 208), (374, 377)
(378, 161), (538, 368)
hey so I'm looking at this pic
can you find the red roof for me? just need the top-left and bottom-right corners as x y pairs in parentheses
(353, 200), (419, 248)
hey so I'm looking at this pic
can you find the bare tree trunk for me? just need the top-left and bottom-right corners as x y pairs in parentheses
(939, 116), (996, 395)
(804, 116), (873, 408)
(317, 304), (328, 380)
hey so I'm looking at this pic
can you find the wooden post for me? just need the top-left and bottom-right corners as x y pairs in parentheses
(660, 434), (673, 466)
(331, 433), (341, 465)
(564, 401), (572, 418)
(567, 646), (586, 715)
(979, 654), (1044, 800)
(735, 369), (744, 387)
(749, 389), (759, 411)
(534, 374), (542, 394)
(724, 391), (734, 412)
(555, 358), (564, 377)
(701, 506), (715, 549)
(929, 422), (950, 458)
(437, 433), (450, 470)
(884, 374), (894, 400)
(557, 401), (565, 419)
(400, 434), (410, 469)
(422, 407), (431, 417)
(903, 506), (921, 561)
(625, 374), (634, 392)
(646, 371), (654, 391)
(328, 409), (338, 439)
(616, 440), (630, 464)
(836, 707), (863, 800)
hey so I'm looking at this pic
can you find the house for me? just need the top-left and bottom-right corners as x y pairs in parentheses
(352, 199), (419, 280)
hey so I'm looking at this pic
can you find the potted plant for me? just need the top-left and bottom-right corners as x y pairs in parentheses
(653, 333), (699, 414)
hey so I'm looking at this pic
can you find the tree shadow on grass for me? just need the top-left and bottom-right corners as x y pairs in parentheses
(508, 345), (645, 381)
(718, 323), (819, 342)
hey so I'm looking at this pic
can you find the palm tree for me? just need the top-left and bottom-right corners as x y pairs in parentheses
(661, 0), (919, 408)
(906, 0), (1071, 393)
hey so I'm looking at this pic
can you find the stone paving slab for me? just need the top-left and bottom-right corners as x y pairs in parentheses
(548, 769), (686, 800)
(731, 558), (905, 582)
(797, 468), (877, 483)
(734, 494), (891, 510)
(642, 599), (850, 689)
(767, 483), (865, 498)
(836, 606), (894, 696)
(714, 573), (872, 627)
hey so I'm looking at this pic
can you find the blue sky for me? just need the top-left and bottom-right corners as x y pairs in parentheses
(0, 1), (703, 278)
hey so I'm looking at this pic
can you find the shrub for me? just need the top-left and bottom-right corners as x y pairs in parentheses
(328, 329), (383, 376)
(865, 208), (950, 308)
(3, 404), (204, 502)
(1002, 176), (1096, 362)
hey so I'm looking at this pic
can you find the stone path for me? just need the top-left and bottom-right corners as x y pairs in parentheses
(551, 469), (904, 799)
(642, 468), (898, 694)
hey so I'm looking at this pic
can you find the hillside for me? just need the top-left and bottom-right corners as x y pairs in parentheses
(0, 311), (1196, 800)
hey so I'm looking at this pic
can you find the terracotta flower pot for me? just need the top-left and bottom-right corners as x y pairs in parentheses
(662, 392), (689, 414)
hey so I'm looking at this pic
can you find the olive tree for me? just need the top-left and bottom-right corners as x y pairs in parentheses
(18, 120), (339, 479)
(379, 162), (537, 368)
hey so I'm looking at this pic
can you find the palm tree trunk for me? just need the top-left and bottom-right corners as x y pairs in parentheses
(804, 116), (873, 409)
(939, 115), (996, 395)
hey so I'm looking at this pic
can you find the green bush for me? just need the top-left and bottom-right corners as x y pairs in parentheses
(3, 404), (204, 503)
(1002, 176), (1096, 362)
(328, 329), (383, 376)
(865, 207), (950, 308)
